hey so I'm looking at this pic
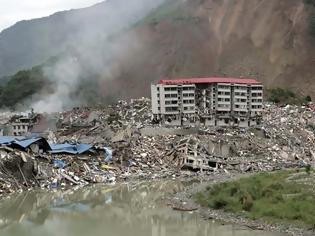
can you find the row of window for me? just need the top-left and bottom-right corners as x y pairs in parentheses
(164, 87), (177, 91)
(218, 92), (230, 95)
(251, 93), (263, 97)
(252, 99), (263, 103)
(165, 94), (178, 98)
(13, 125), (27, 130)
(165, 107), (178, 112)
(235, 98), (247, 103)
(183, 93), (195, 97)
(165, 106), (195, 112)
(218, 85), (230, 89)
(234, 92), (247, 96)
(251, 87), (263, 90)
(234, 86), (247, 90)
(182, 87), (195, 91)
(183, 99), (195, 104)
(218, 104), (230, 108)
(235, 105), (247, 109)
(218, 98), (230, 102)
(165, 100), (178, 105)
(163, 86), (195, 91)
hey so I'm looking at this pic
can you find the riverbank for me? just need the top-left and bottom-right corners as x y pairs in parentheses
(170, 170), (315, 236)
(0, 180), (284, 236)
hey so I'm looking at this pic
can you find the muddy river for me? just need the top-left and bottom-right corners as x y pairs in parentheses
(0, 181), (285, 236)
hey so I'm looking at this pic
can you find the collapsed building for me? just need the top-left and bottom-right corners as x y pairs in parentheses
(10, 111), (41, 136)
(151, 78), (263, 127)
(0, 97), (314, 194)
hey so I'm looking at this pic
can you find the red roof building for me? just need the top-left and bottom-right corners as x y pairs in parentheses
(159, 77), (261, 85)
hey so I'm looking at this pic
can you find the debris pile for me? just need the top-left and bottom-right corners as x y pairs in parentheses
(0, 99), (314, 195)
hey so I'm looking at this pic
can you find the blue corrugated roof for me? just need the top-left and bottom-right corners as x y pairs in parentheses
(0, 136), (51, 150)
(0, 136), (16, 145)
(14, 137), (42, 148)
(0, 136), (91, 154)
(50, 143), (73, 150)
(50, 143), (93, 155)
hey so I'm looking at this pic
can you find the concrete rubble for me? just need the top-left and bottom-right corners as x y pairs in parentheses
(0, 98), (314, 195)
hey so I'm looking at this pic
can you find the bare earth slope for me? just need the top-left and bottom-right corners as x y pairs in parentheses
(1, 0), (315, 102)
(100, 0), (315, 99)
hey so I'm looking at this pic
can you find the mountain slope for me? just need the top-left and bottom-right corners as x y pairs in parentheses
(0, 0), (165, 77)
(1, 0), (315, 111)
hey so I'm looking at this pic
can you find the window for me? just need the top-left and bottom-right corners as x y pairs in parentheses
(165, 94), (177, 98)
(166, 107), (178, 112)
(166, 101), (178, 105)
(183, 93), (194, 97)
(183, 87), (194, 91)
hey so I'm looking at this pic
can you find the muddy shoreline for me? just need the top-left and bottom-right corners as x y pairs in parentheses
(168, 172), (315, 236)
(1, 168), (314, 236)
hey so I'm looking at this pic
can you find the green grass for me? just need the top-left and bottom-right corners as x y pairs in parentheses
(195, 170), (315, 229)
(135, 0), (195, 26)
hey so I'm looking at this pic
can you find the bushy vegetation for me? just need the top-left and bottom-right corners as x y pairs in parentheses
(195, 170), (315, 228)
(138, 0), (194, 25)
(305, 0), (315, 7)
(0, 66), (109, 109)
(304, 0), (315, 36)
(0, 66), (50, 108)
(267, 88), (297, 104)
(267, 87), (312, 105)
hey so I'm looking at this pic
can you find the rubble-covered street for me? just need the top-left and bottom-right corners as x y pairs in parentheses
(0, 98), (314, 196)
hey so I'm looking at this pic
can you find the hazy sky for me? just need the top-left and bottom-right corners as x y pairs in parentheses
(0, 0), (104, 32)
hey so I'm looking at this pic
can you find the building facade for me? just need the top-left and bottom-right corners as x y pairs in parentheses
(151, 78), (263, 127)
(10, 112), (40, 136)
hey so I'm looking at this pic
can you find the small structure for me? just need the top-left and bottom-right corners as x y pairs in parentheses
(151, 77), (263, 127)
(10, 111), (41, 136)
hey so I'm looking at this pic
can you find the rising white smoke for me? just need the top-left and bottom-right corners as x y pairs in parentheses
(31, 0), (166, 113)
(32, 56), (82, 112)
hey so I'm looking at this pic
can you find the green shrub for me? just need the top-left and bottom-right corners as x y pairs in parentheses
(267, 88), (296, 104)
(196, 170), (315, 228)
(303, 95), (312, 103)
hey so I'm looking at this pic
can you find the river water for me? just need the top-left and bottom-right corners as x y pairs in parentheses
(0, 181), (285, 236)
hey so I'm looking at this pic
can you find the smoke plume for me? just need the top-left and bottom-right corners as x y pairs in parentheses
(31, 0), (166, 113)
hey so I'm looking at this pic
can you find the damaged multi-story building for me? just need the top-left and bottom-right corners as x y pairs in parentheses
(10, 111), (41, 136)
(151, 77), (263, 127)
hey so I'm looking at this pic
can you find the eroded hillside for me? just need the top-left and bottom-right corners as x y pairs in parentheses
(1, 0), (315, 109)
(100, 0), (315, 99)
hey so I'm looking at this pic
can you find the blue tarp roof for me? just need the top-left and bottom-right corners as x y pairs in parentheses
(0, 136), (17, 145)
(0, 136), (46, 149)
(50, 143), (93, 155)
(14, 137), (43, 148)
(0, 136), (93, 155)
